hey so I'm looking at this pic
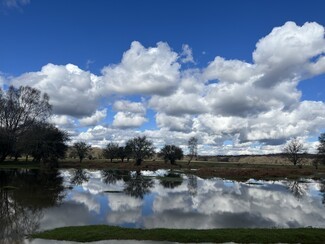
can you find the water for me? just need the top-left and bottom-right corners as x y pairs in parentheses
(1, 168), (325, 243)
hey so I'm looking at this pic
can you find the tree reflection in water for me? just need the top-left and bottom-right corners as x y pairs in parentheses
(123, 171), (153, 199)
(287, 181), (308, 200)
(287, 180), (325, 205)
(159, 172), (183, 189)
(0, 169), (65, 243)
(70, 168), (89, 185)
(320, 180), (325, 205)
(101, 170), (130, 185)
(187, 174), (198, 196)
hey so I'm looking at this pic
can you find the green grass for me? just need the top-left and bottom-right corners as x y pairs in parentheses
(0, 160), (40, 169)
(31, 225), (325, 243)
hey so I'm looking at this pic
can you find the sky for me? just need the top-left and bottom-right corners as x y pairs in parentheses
(0, 0), (325, 155)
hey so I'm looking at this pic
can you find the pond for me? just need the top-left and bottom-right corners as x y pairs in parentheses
(1, 168), (325, 243)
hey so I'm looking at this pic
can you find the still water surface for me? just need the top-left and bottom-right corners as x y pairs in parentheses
(1, 168), (325, 242)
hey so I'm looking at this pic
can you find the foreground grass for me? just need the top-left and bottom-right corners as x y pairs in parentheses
(31, 225), (325, 243)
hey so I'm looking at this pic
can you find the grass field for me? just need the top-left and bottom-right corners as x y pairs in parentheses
(31, 225), (325, 243)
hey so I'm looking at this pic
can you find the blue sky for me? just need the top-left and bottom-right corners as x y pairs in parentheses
(1, 0), (325, 74)
(1, 0), (325, 154)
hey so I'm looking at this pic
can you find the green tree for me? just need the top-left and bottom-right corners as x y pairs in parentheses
(20, 122), (69, 166)
(187, 137), (198, 165)
(73, 142), (91, 163)
(160, 144), (184, 165)
(0, 86), (51, 162)
(283, 138), (306, 166)
(126, 136), (154, 165)
(124, 142), (133, 162)
(103, 143), (119, 162)
(117, 146), (127, 162)
(0, 128), (15, 162)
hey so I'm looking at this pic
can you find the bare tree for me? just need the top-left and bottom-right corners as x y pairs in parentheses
(287, 181), (307, 199)
(126, 136), (155, 166)
(0, 86), (51, 133)
(283, 138), (306, 166)
(187, 137), (198, 165)
(0, 86), (51, 162)
(73, 142), (91, 163)
(317, 133), (325, 164)
(313, 133), (325, 169)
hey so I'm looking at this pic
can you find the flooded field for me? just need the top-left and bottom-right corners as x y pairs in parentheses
(1, 168), (325, 243)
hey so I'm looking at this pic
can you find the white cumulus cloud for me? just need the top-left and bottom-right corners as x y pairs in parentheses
(113, 100), (146, 114)
(156, 113), (193, 132)
(112, 112), (148, 129)
(12, 63), (100, 117)
(99, 41), (181, 96)
(50, 115), (76, 128)
(79, 109), (107, 126)
(6, 21), (325, 154)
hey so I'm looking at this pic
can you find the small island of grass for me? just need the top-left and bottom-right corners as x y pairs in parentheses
(31, 225), (325, 243)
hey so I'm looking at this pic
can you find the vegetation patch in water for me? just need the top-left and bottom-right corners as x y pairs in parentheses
(102, 190), (123, 193)
(31, 225), (325, 243)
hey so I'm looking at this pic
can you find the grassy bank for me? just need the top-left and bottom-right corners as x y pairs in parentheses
(64, 158), (325, 180)
(0, 160), (40, 169)
(48, 158), (325, 181)
(31, 225), (325, 243)
(1, 158), (325, 180)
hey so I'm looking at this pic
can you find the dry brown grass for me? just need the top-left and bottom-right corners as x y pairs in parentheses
(58, 157), (325, 180)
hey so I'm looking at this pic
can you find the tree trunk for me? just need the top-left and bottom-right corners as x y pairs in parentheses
(0, 154), (6, 163)
(135, 158), (142, 166)
(187, 155), (193, 165)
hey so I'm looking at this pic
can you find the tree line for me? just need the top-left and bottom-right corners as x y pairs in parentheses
(0, 85), (198, 166)
(1, 85), (325, 167)
(72, 135), (197, 166)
